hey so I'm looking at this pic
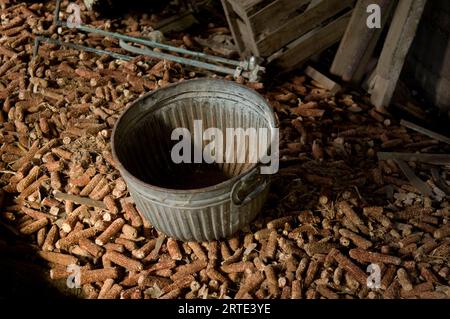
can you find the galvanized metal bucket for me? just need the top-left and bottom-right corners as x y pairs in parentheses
(112, 79), (276, 241)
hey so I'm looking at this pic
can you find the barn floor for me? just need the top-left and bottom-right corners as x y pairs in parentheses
(0, 0), (449, 299)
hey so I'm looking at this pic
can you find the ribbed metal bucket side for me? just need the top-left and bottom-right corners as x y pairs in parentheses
(129, 181), (269, 241)
(112, 79), (276, 241)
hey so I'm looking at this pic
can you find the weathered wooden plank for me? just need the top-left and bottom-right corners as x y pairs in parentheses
(257, 0), (354, 57)
(54, 191), (107, 209)
(304, 66), (341, 94)
(241, 0), (268, 12)
(226, 0), (248, 20)
(400, 120), (450, 145)
(395, 159), (433, 197)
(271, 10), (352, 71)
(377, 152), (450, 165)
(235, 18), (260, 56)
(369, 0), (427, 110)
(351, 0), (397, 83)
(228, 0), (271, 18)
(330, 0), (394, 81)
(249, 0), (310, 38)
(306, 0), (322, 10)
(221, 0), (249, 54)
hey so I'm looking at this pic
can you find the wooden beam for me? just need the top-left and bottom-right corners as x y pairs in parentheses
(227, 0), (252, 20)
(377, 152), (450, 165)
(221, 0), (252, 55)
(369, 0), (427, 110)
(351, 0), (397, 83)
(257, 0), (354, 57)
(431, 168), (450, 195)
(239, 0), (268, 16)
(395, 159), (433, 197)
(236, 18), (260, 56)
(304, 66), (341, 94)
(401, 120), (450, 145)
(306, 0), (322, 10)
(249, 0), (310, 38)
(330, 0), (395, 82)
(271, 10), (352, 71)
(53, 191), (107, 209)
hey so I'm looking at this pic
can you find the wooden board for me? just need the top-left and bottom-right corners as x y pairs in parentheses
(377, 152), (450, 165)
(272, 10), (352, 71)
(305, 66), (341, 94)
(306, 0), (322, 10)
(257, 0), (354, 57)
(369, 0), (427, 110)
(236, 18), (260, 56)
(330, 0), (395, 82)
(400, 119), (450, 145)
(240, 0), (269, 15)
(249, 0), (310, 40)
(395, 159), (433, 197)
(228, 0), (270, 19)
(221, 0), (248, 54)
(351, 0), (397, 83)
(223, 0), (355, 70)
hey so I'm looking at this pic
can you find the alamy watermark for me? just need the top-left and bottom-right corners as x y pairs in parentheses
(66, 3), (82, 29)
(66, 264), (81, 289)
(170, 120), (279, 175)
(366, 263), (381, 289)
(367, 4), (381, 29)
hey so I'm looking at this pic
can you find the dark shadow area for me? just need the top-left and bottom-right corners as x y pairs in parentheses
(0, 236), (78, 299)
(0, 193), (77, 299)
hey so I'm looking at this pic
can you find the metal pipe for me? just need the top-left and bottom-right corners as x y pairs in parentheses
(119, 40), (243, 77)
(77, 25), (245, 68)
(52, 0), (244, 68)
(33, 36), (133, 61)
(49, 0), (263, 80)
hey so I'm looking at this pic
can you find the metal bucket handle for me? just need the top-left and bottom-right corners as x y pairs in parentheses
(231, 166), (270, 206)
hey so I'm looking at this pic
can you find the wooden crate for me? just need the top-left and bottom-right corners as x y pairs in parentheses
(222, 0), (355, 71)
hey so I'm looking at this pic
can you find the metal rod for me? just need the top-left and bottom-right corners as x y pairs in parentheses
(53, 0), (244, 68)
(50, 0), (262, 80)
(33, 36), (133, 61)
(119, 40), (242, 76)
(78, 25), (245, 68)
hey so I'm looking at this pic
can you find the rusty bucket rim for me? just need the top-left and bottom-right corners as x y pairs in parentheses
(111, 78), (276, 195)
